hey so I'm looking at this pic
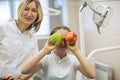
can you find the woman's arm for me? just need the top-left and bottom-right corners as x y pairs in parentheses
(68, 43), (96, 79)
(21, 38), (55, 74)
(18, 73), (34, 80)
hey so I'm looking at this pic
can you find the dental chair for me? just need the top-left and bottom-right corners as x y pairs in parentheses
(83, 45), (120, 80)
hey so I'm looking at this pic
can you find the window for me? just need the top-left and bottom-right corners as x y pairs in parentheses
(36, 0), (50, 37)
(0, 1), (11, 23)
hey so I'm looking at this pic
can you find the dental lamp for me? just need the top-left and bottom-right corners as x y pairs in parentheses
(80, 0), (111, 34)
(43, 7), (61, 16)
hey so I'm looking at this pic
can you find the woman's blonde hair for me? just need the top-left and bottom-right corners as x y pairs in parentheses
(17, 0), (43, 32)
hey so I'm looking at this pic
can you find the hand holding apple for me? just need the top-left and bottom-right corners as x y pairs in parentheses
(65, 32), (77, 45)
(50, 33), (62, 44)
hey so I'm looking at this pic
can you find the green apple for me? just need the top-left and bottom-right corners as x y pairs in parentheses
(50, 33), (62, 44)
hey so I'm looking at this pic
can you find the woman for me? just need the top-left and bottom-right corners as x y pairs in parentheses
(21, 26), (96, 80)
(0, 0), (43, 80)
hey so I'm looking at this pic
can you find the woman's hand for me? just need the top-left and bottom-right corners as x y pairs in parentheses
(2, 74), (15, 80)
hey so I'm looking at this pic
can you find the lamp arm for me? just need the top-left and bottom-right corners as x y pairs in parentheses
(85, 0), (102, 16)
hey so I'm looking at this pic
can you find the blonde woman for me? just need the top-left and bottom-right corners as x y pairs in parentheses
(0, 0), (43, 80)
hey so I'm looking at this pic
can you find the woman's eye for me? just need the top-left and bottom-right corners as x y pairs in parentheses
(32, 9), (37, 12)
(25, 8), (29, 11)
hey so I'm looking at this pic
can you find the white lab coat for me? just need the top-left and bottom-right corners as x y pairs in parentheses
(0, 20), (38, 79)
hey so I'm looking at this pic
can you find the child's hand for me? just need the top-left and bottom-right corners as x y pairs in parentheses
(43, 38), (56, 52)
(67, 42), (79, 54)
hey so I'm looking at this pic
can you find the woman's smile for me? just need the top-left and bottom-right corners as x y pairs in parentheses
(24, 16), (33, 22)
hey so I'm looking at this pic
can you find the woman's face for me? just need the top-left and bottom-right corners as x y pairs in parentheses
(21, 1), (38, 27)
(55, 29), (69, 51)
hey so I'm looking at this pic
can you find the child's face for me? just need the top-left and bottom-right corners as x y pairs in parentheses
(55, 29), (69, 51)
